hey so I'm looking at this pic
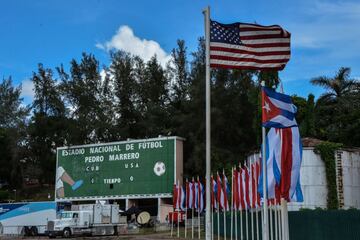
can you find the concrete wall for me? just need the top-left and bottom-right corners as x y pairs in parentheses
(248, 147), (360, 210)
(339, 150), (360, 209)
(288, 147), (327, 210)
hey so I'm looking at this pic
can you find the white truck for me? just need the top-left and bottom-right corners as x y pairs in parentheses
(46, 203), (125, 238)
(0, 201), (56, 236)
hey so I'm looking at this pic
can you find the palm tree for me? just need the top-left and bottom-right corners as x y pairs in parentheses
(310, 67), (358, 104)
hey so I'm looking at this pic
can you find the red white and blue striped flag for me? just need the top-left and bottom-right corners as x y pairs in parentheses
(262, 87), (298, 128)
(210, 20), (291, 70)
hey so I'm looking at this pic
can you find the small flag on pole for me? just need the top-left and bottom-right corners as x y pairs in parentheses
(210, 20), (291, 70)
(262, 87), (298, 128)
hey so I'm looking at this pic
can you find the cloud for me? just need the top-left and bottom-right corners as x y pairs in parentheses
(290, 1), (360, 52)
(20, 79), (35, 99)
(96, 25), (171, 67)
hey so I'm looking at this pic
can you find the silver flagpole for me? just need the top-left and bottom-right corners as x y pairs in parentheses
(261, 81), (269, 240)
(256, 156), (260, 240)
(278, 204), (282, 240)
(256, 207), (259, 240)
(281, 199), (289, 240)
(192, 205), (194, 239)
(245, 207), (249, 240)
(239, 163), (243, 240)
(235, 166), (238, 240)
(245, 164), (249, 240)
(171, 182), (175, 237)
(270, 204), (273, 240)
(192, 177), (195, 239)
(203, 5), (212, 240)
(235, 205), (238, 240)
(212, 204), (214, 240)
(198, 177), (201, 239)
(217, 207), (220, 240)
(274, 204), (278, 240)
(251, 158), (254, 240)
(223, 170), (227, 240)
(231, 167), (234, 240)
(185, 180), (188, 239)
(240, 209), (243, 240)
(177, 180), (180, 238)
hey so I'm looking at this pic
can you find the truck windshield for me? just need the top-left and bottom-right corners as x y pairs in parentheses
(60, 212), (75, 219)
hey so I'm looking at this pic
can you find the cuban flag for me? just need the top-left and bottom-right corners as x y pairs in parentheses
(211, 176), (218, 209)
(194, 179), (199, 210)
(238, 168), (246, 210)
(276, 127), (303, 202)
(197, 179), (204, 213)
(223, 173), (230, 211)
(258, 127), (303, 202)
(232, 169), (239, 210)
(173, 183), (178, 209)
(180, 185), (186, 211)
(186, 180), (193, 209)
(262, 87), (297, 128)
(216, 173), (225, 210)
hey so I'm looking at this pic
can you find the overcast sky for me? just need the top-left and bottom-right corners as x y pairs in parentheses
(1, 0), (359, 104)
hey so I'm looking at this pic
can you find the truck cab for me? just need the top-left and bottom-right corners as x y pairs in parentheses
(48, 211), (92, 237)
(47, 203), (121, 238)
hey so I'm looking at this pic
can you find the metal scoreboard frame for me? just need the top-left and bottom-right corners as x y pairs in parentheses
(55, 136), (184, 202)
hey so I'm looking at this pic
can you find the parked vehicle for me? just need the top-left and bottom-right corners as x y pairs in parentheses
(46, 203), (125, 238)
(0, 201), (56, 236)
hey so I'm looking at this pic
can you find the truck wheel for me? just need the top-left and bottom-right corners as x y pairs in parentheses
(63, 228), (72, 238)
(30, 226), (38, 236)
(23, 226), (31, 236)
(113, 226), (118, 236)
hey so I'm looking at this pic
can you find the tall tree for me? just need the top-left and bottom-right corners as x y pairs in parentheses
(311, 67), (360, 145)
(28, 64), (66, 184)
(110, 51), (140, 139)
(0, 78), (29, 188)
(138, 56), (170, 138)
(60, 53), (109, 144)
(311, 67), (358, 104)
(167, 40), (191, 138)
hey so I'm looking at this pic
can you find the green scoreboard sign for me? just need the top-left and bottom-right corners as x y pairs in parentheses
(55, 137), (180, 201)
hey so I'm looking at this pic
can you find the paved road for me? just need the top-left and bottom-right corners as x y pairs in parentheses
(0, 232), (195, 240)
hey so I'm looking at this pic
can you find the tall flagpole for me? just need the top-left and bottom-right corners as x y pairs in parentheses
(230, 167), (234, 240)
(203, 5), (212, 240)
(261, 81), (269, 240)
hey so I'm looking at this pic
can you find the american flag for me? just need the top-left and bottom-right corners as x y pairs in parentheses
(210, 20), (291, 70)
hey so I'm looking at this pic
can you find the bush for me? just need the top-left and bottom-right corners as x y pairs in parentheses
(0, 190), (9, 201)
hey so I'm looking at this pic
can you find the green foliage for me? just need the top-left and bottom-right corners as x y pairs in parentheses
(314, 142), (342, 209)
(0, 190), (9, 201)
(1, 39), (360, 191)
(311, 67), (360, 146)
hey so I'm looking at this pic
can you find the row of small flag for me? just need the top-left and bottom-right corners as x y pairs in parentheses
(173, 160), (282, 213)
